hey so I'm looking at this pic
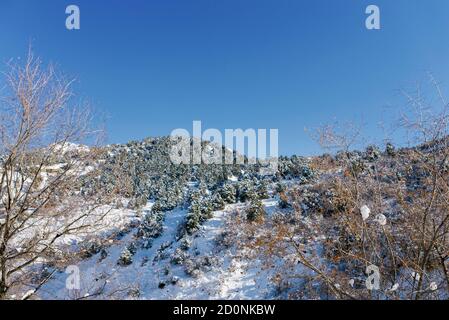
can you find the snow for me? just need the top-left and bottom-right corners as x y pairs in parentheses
(360, 205), (370, 221)
(375, 213), (387, 226)
(36, 200), (279, 300)
(349, 279), (355, 287)
(389, 283), (399, 292)
(411, 272), (420, 282)
(51, 142), (90, 154)
(21, 290), (35, 300)
(262, 199), (278, 216)
(430, 282), (438, 291)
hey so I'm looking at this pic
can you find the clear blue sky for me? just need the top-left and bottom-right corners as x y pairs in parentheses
(1, 0), (449, 155)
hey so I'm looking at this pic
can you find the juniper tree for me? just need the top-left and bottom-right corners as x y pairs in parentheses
(237, 179), (257, 202)
(117, 248), (133, 266)
(199, 197), (213, 221)
(364, 145), (381, 161)
(246, 198), (266, 222)
(211, 192), (226, 211)
(275, 182), (286, 194)
(185, 211), (201, 235)
(185, 191), (204, 234)
(220, 183), (236, 204)
(136, 211), (164, 248)
(385, 142), (396, 157)
(278, 191), (291, 209)
(256, 180), (269, 200)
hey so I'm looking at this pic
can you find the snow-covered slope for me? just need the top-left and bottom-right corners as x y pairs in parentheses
(38, 200), (280, 300)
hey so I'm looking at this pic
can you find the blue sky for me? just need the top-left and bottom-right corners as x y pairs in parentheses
(1, 0), (449, 155)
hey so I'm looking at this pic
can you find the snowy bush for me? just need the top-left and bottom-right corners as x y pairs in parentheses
(185, 211), (201, 235)
(364, 145), (381, 161)
(81, 240), (104, 259)
(237, 179), (257, 202)
(99, 249), (108, 262)
(127, 288), (141, 298)
(136, 211), (164, 248)
(127, 242), (138, 255)
(385, 142), (396, 157)
(277, 156), (316, 183)
(275, 182), (286, 194)
(170, 276), (180, 285)
(246, 198), (266, 222)
(211, 192), (226, 211)
(117, 248), (134, 266)
(184, 259), (202, 278)
(171, 248), (190, 265)
(185, 190), (215, 234)
(179, 236), (192, 251)
(220, 183), (237, 204)
(278, 192), (291, 209)
(300, 188), (323, 215)
(256, 180), (269, 199)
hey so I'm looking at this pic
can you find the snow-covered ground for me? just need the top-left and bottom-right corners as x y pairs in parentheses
(37, 201), (279, 300)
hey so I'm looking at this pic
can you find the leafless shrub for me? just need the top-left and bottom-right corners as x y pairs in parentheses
(249, 76), (449, 300)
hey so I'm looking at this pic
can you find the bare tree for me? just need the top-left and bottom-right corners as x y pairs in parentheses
(398, 74), (449, 299)
(299, 75), (449, 299)
(247, 75), (449, 300)
(0, 50), (109, 299)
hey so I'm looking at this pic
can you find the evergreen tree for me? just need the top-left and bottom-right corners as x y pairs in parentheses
(365, 145), (381, 161)
(118, 248), (133, 266)
(136, 210), (164, 248)
(275, 182), (286, 194)
(246, 198), (265, 222)
(220, 183), (236, 204)
(185, 211), (201, 235)
(237, 179), (257, 202)
(385, 142), (396, 157)
(151, 201), (163, 213)
(256, 180), (269, 200)
(200, 197), (213, 221)
(278, 191), (291, 209)
(186, 190), (205, 234)
(211, 192), (226, 211)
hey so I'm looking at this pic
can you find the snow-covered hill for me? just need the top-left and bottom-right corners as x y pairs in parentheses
(4, 137), (448, 300)
(38, 199), (285, 300)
